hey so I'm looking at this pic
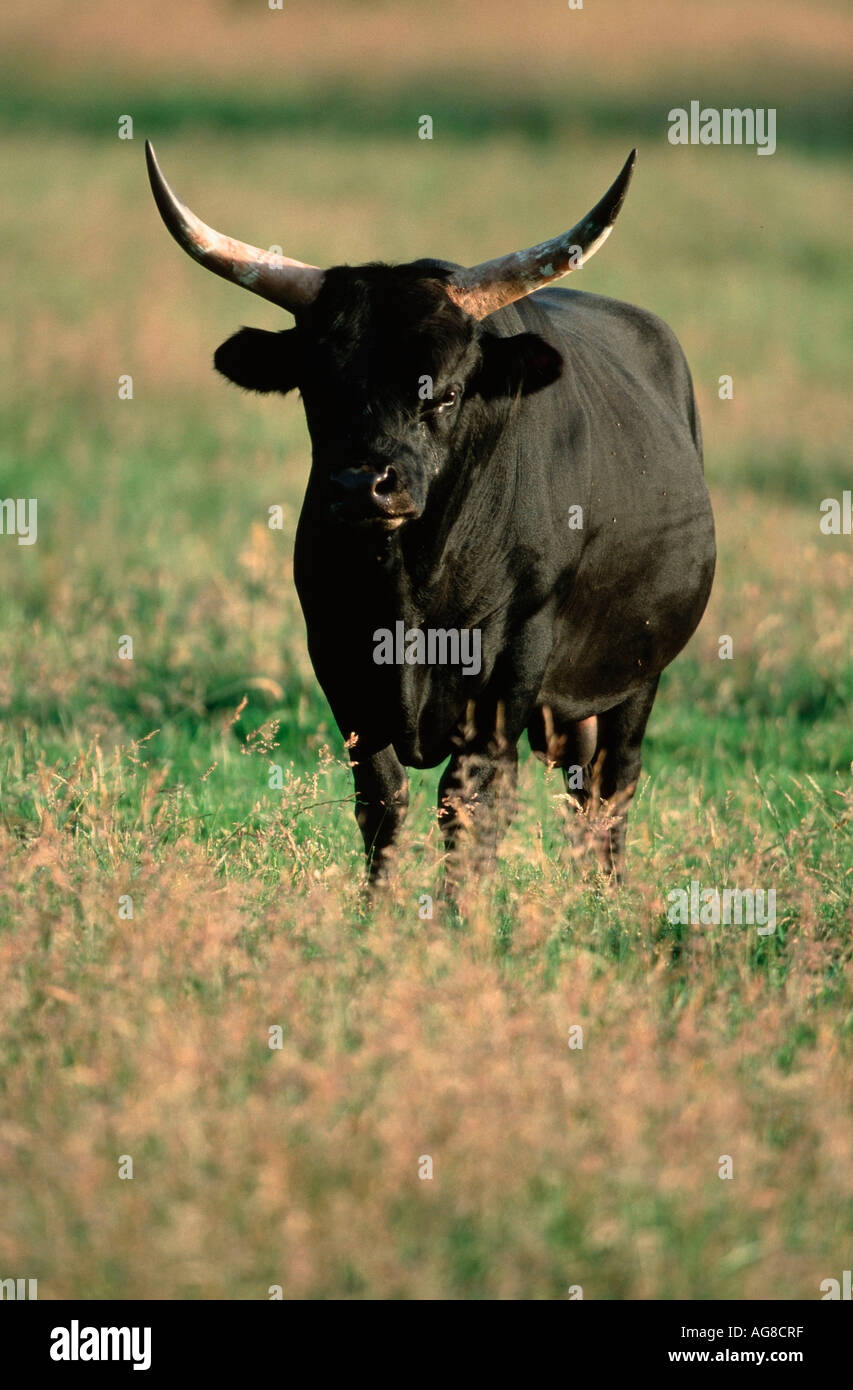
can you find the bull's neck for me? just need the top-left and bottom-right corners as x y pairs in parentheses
(361, 453), (520, 628)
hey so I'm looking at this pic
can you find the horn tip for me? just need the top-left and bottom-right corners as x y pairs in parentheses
(145, 139), (159, 181)
(608, 149), (637, 218)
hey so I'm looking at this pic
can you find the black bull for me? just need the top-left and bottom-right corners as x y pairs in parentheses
(147, 144), (716, 883)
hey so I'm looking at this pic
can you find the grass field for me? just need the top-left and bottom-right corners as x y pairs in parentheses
(0, 0), (851, 1299)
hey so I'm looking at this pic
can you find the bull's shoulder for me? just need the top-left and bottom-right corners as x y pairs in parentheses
(528, 287), (684, 362)
(524, 287), (702, 456)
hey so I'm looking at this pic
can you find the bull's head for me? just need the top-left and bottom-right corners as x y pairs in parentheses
(146, 142), (635, 529)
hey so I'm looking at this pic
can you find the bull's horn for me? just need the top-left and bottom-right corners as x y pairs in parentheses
(145, 140), (324, 311)
(447, 150), (637, 320)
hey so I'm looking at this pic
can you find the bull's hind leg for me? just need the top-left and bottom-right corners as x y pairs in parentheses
(532, 677), (659, 879)
(574, 678), (659, 878)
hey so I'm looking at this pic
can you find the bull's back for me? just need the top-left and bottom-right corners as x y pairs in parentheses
(528, 286), (703, 459)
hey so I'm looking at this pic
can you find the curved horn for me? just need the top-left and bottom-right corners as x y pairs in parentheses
(145, 140), (324, 311)
(447, 150), (636, 320)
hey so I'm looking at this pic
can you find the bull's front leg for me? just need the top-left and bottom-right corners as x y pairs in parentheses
(350, 744), (409, 885)
(437, 729), (518, 891)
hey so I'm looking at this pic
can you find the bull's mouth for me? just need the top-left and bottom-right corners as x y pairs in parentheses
(329, 503), (419, 529)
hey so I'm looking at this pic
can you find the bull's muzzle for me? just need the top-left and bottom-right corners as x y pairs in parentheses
(329, 466), (417, 527)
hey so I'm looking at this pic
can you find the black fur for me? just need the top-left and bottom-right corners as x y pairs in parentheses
(213, 259), (715, 882)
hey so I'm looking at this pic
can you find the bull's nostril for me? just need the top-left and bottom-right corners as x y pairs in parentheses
(373, 467), (398, 497)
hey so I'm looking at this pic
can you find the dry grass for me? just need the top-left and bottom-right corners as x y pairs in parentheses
(0, 738), (850, 1299)
(0, 468), (850, 1296)
(3, 0), (850, 88)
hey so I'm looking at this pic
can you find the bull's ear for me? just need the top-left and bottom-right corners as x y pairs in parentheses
(474, 331), (563, 400)
(214, 327), (300, 395)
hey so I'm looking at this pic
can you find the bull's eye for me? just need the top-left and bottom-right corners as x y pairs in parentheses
(418, 385), (461, 430)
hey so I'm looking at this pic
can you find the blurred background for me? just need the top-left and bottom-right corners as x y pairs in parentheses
(2, 0), (849, 771)
(0, 0), (850, 1300)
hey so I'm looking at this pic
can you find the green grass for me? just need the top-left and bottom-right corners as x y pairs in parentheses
(1, 74), (851, 156)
